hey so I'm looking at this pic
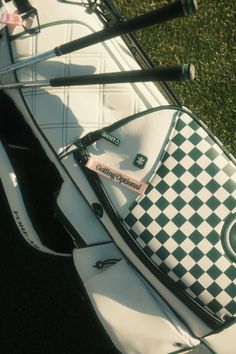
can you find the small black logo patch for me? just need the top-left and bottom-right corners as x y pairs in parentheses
(134, 154), (147, 169)
(101, 131), (120, 146)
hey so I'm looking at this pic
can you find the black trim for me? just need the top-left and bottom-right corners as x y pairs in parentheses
(203, 317), (236, 337)
(21, 6), (41, 36)
(221, 213), (236, 263)
(54, 204), (87, 248)
(0, 92), (75, 253)
(13, 0), (32, 13)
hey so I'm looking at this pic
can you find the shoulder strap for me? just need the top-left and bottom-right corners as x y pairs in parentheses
(13, 0), (32, 13)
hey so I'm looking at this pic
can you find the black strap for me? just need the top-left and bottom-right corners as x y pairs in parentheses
(11, 0), (41, 36)
(13, 0), (32, 13)
(74, 108), (159, 151)
(58, 108), (157, 160)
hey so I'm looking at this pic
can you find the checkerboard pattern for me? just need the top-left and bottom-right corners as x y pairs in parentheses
(124, 110), (236, 321)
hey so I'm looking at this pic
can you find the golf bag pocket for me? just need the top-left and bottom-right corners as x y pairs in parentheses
(73, 243), (199, 354)
(75, 106), (236, 325)
(78, 106), (177, 218)
(122, 107), (236, 323)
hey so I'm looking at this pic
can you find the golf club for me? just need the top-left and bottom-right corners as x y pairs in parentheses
(0, 64), (195, 89)
(0, 0), (197, 76)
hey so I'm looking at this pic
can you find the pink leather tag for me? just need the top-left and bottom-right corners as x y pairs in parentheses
(1, 12), (22, 26)
(86, 157), (148, 195)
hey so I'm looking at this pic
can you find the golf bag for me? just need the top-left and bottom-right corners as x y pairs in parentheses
(73, 105), (236, 325)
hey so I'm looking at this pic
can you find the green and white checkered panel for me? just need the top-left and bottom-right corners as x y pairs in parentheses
(124, 111), (236, 321)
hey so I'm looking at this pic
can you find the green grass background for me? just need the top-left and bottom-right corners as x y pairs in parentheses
(116, 0), (236, 156)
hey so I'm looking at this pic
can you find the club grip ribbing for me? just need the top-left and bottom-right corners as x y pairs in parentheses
(50, 65), (195, 87)
(55, 0), (197, 56)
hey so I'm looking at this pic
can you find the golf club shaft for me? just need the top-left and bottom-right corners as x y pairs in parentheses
(0, 65), (195, 89)
(0, 0), (197, 76)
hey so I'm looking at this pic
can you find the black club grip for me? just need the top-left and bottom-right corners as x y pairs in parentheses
(55, 0), (197, 56)
(50, 65), (195, 87)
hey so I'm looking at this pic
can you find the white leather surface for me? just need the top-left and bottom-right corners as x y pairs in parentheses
(57, 179), (111, 244)
(9, 0), (167, 155)
(73, 243), (200, 354)
(203, 322), (236, 354)
(87, 108), (176, 215)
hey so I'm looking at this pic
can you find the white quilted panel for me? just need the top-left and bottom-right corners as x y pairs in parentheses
(9, 0), (167, 161)
(3, 0), (172, 245)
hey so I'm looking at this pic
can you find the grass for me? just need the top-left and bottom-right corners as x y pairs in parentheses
(116, 0), (236, 156)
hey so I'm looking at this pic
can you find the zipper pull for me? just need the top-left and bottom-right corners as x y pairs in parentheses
(74, 129), (103, 150)
(93, 258), (121, 270)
